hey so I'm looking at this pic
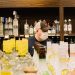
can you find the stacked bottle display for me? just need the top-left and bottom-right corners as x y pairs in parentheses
(64, 19), (72, 35)
(0, 11), (73, 44)
(0, 11), (19, 36)
(48, 19), (60, 36)
(24, 19), (34, 38)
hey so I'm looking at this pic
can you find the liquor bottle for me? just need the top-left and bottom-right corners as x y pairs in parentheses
(24, 19), (29, 38)
(48, 29), (52, 36)
(5, 18), (8, 29)
(68, 19), (72, 34)
(13, 11), (18, 36)
(4, 18), (9, 35)
(58, 21), (60, 35)
(29, 24), (34, 36)
(64, 19), (68, 35)
(34, 21), (37, 34)
(54, 20), (59, 35)
(0, 17), (3, 36)
(48, 23), (52, 36)
(8, 17), (13, 35)
(52, 21), (56, 35)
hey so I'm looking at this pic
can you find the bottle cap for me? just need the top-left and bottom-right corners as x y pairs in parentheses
(68, 19), (71, 22)
(13, 11), (17, 15)
(64, 19), (67, 22)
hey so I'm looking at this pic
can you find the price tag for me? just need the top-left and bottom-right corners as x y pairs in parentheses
(68, 24), (72, 31)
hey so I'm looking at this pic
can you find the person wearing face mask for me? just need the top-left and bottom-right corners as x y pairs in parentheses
(28, 20), (50, 57)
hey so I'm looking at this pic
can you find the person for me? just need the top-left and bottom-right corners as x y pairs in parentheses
(28, 20), (50, 57)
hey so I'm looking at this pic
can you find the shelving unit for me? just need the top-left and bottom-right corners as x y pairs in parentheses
(0, 7), (59, 36)
(0, 0), (75, 47)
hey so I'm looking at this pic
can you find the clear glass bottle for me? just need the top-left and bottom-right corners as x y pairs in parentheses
(55, 20), (59, 35)
(64, 19), (68, 35)
(8, 17), (13, 35)
(8, 17), (13, 29)
(4, 18), (9, 36)
(5, 18), (8, 29)
(24, 19), (29, 38)
(34, 21), (37, 34)
(48, 23), (52, 36)
(0, 17), (4, 36)
(52, 21), (56, 35)
(29, 24), (34, 36)
(13, 15), (18, 36)
(68, 19), (72, 34)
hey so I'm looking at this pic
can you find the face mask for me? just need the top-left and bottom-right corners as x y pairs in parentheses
(40, 32), (48, 41)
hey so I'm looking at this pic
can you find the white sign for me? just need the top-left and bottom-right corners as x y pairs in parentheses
(70, 44), (75, 53)
(59, 41), (68, 58)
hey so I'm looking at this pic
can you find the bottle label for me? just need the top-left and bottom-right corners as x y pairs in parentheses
(5, 30), (9, 35)
(13, 19), (18, 36)
(29, 28), (34, 35)
(56, 24), (59, 33)
(9, 30), (13, 35)
(9, 23), (13, 29)
(68, 24), (72, 31)
(5, 24), (8, 29)
(13, 29), (18, 36)
(52, 29), (56, 34)
(24, 24), (29, 35)
(13, 19), (18, 26)
(48, 30), (52, 33)
(64, 24), (67, 31)
(24, 24), (29, 29)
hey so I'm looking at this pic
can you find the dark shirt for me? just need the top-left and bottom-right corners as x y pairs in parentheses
(28, 36), (49, 56)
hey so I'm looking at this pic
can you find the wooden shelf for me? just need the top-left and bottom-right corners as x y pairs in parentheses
(0, 0), (59, 8)
(48, 34), (60, 36)
(64, 33), (75, 36)
(60, 0), (75, 7)
(0, 0), (75, 8)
